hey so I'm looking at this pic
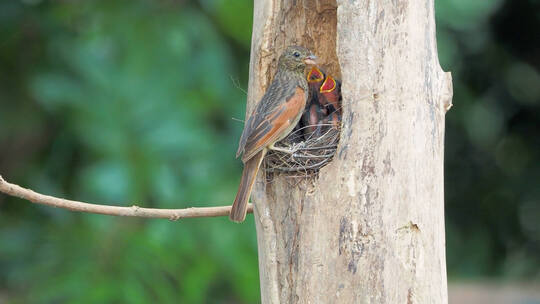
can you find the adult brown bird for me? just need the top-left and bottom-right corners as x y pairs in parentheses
(230, 46), (317, 222)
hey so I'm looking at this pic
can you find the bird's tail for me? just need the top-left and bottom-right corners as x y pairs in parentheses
(229, 150), (265, 222)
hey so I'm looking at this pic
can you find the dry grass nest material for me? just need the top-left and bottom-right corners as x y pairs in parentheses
(265, 123), (340, 175)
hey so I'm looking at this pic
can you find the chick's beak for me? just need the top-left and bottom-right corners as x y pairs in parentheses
(304, 54), (317, 66)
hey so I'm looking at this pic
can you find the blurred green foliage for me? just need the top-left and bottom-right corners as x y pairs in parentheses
(0, 0), (538, 302)
(1, 1), (258, 303)
(436, 0), (540, 279)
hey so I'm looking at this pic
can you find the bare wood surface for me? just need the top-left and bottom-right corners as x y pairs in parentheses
(0, 175), (252, 220)
(247, 0), (452, 303)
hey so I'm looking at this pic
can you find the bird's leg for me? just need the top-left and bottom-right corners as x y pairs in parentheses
(268, 143), (295, 154)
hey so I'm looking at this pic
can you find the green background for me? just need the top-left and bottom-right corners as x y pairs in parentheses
(0, 0), (538, 303)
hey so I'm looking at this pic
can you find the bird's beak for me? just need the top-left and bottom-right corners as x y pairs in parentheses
(304, 54), (317, 66)
(307, 66), (325, 82)
(320, 75), (336, 93)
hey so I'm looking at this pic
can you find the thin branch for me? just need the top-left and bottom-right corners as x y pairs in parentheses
(0, 175), (252, 220)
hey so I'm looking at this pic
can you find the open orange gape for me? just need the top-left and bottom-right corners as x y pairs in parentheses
(265, 66), (342, 175)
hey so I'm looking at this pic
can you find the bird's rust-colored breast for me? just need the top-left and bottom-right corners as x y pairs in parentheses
(242, 87), (306, 162)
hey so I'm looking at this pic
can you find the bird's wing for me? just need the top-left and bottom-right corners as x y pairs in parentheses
(238, 86), (306, 162)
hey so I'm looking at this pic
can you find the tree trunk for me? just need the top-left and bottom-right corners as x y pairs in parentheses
(246, 1), (453, 303)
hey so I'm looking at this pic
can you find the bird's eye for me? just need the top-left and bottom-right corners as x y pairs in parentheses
(293, 51), (300, 58)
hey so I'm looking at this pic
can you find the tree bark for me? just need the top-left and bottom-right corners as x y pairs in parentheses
(246, 1), (453, 303)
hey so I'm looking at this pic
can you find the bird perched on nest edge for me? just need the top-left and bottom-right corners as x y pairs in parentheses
(230, 45), (317, 222)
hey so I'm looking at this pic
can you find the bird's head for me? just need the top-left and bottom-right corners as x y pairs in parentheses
(278, 46), (317, 73)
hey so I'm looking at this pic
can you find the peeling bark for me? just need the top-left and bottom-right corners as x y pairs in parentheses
(246, 1), (452, 303)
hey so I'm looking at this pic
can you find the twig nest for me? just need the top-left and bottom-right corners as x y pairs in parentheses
(265, 124), (340, 174)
